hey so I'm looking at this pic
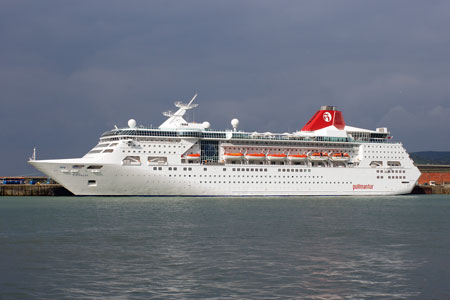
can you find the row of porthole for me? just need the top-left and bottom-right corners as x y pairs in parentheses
(377, 170), (406, 173)
(124, 150), (176, 154)
(167, 174), (319, 179)
(187, 181), (352, 184)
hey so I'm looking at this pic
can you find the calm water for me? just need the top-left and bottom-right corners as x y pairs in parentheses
(1, 195), (450, 299)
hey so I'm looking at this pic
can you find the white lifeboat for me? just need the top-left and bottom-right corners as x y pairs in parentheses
(288, 154), (308, 162)
(223, 152), (244, 161)
(245, 153), (266, 161)
(309, 152), (329, 161)
(330, 152), (350, 162)
(186, 153), (201, 161)
(266, 153), (287, 162)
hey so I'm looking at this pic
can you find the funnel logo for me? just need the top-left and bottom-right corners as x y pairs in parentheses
(323, 112), (332, 122)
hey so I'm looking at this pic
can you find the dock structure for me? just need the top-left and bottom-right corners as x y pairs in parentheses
(413, 164), (450, 194)
(0, 176), (73, 196)
(0, 184), (73, 196)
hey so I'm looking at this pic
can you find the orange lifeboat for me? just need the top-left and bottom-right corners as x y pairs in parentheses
(223, 152), (244, 161)
(288, 154), (308, 162)
(330, 152), (350, 162)
(186, 153), (201, 161)
(267, 153), (287, 162)
(309, 152), (329, 161)
(245, 153), (266, 161)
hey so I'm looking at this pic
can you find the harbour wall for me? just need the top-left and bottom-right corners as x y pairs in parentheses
(0, 184), (73, 196)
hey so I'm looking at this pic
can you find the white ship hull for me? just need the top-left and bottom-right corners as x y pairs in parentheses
(28, 99), (421, 196)
(29, 159), (420, 196)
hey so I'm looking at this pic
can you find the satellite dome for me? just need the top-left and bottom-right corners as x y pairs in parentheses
(202, 121), (211, 129)
(128, 119), (137, 128)
(231, 118), (239, 130)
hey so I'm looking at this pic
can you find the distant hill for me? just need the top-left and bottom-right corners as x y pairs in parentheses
(410, 151), (450, 165)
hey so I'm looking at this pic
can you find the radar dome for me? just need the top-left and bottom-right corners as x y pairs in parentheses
(128, 119), (137, 128)
(202, 121), (211, 129)
(231, 118), (239, 131)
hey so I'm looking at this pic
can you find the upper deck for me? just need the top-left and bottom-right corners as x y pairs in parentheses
(100, 127), (392, 144)
(100, 95), (393, 145)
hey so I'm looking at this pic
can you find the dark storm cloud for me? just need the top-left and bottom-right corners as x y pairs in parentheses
(1, 0), (450, 175)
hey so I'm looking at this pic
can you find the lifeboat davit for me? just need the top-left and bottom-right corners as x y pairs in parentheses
(267, 153), (287, 162)
(309, 152), (329, 161)
(186, 153), (201, 161)
(288, 154), (308, 162)
(245, 153), (266, 161)
(330, 152), (350, 162)
(223, 152), (244, 161)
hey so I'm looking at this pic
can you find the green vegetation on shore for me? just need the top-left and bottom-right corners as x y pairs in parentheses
(410, 151), (450, 165)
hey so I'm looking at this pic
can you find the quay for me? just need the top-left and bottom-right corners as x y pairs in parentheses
(412, 164), (450, 194)
(0, 177), (73, 196)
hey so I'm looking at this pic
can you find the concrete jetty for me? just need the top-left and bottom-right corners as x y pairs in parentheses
(0, 184), (73, 196)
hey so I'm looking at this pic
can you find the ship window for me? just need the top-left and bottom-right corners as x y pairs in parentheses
(87, 165), (103, 169)
(188, 167), (192, 171)
(88, 180), (97, 186)
(147, 156), (167, 165)
(387, 161), (401, 167)
(103, 149), (114, 153)
(370, 161), (383, 167)
(88, 150), (103, 154)
(122, 156), (141, 166)
(223, 168), (226, 171)
(95, 143), (110, 148)
(204, 168), (207, 171)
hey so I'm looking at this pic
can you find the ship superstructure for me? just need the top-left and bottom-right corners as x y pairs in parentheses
(29, 95), (421, 196)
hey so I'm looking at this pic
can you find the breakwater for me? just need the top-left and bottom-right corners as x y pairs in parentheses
(412, 184), (450, 194)
(0, 184), (73, 196)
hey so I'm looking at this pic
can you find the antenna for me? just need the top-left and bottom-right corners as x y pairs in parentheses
(174, 93), (199, 110)
(29, 147), (36, 161)
(163, 110), (174, 117)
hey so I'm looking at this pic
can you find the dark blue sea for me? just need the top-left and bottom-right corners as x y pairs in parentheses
(1, 195), (450, 299)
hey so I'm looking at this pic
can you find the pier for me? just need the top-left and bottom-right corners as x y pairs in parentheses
(412, 164), (450, 194)
(0, 177), (73, 196)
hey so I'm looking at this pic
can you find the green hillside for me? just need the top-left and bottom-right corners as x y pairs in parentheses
(410, 151), (450, 165)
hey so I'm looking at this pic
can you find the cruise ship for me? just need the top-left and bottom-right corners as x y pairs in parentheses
(29, 94), (421, 196)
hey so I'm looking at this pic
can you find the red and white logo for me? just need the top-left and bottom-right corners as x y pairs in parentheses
(323, 112), (332, 122)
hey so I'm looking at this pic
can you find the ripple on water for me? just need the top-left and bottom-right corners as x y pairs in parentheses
(1, 195), (450, 299)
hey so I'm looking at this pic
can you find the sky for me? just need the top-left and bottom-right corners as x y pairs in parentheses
(1, 0), (450, 176)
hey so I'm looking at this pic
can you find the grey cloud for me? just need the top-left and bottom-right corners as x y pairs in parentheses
(1, 0), (450, 175)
